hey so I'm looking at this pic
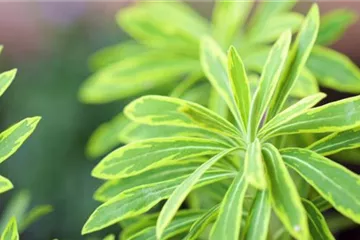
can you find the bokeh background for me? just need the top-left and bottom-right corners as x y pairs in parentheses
(0, 1), (359, 239)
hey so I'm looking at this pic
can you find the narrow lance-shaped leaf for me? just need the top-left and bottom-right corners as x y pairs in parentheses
(200, 37), (246, 135)
(281, 148), (360, 224)
(19, 205), (53, 233)
(1, 218), (18, 240)
(268, 4), (320, 119)
(243, 190), (271, 240)
(302, 199), (335, 240)
(248, 30), (291, 140)
(0, 117), (41, 164)
(125, 95), (241, 139)
(259, 93), (326, 139)
(245, 138), (266, 189)
(269, 95), (360, 137)
(308, 127), (360, 156)
(0, 69), (17, 98)
(156, 148), (237, 239)
(92, 137), (231, 180)
(262, 143), (309, 240)
(210, 167), (248, 240)
(82, 169), (235, 234)
(0, 176), (12, 195)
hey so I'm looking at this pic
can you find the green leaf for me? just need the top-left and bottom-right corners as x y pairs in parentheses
(282, 148), (360, 223)
(259, 93), (326, 139)
(311, 195), (332, 212)
(125, 95), (241, 139)
(200, 37), (246, 134)
(92, 137), (231, 180)
(212, 0), (253, 47)
(291, 68), (319, 98)
(120, 213), (157, 240)
(103, 234), (115, 240)
(130, 211), (204, 240)
(243, 190), (271, 240)
(210, 168), (248, 240)
(156, 148), (237, 238)
(170, 72), (202, 98)
(1, 218), (18, 240)
(308, 127), (360, 156)
(248, 31), (291, 140)
(302, 199), (335, 240)
(262, 143), (309, 240)
(0, 117), (41, 164)
(82, 170), (235, 234)
(245, 139), (266, 189)
(79, 54), (199, 103)
(185, 204), (219, 240)
(268, 4), (320, 119)
(19, 205), (53, 232)
(307, 46), (360, 93)
(317, 9), (357, 45)
(0, 69), (17, 98)
(0, 176), (12, 194)
(269, 95), (360, 137)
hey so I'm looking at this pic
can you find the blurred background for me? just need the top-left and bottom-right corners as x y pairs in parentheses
(0, 1), (359, 239)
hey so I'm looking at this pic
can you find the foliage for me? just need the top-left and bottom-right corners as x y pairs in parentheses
(81, 1), (360, 239)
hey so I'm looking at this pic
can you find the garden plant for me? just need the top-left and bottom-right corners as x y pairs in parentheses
(79, 1), (360, 240)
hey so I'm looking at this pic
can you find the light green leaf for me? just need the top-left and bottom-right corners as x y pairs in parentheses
(291, 68), (319, 98)
(0, 117), (41, 164)
(0, 176), (12, 194)
(210, 168), (247, 240)
(79, 54), (199, 103)
(269, 95), (360, 137)
(157, 148), (237, 239)
(208, 89), (229, 118)
(1, 218), (18, 240)
(130, 211), (204, 240)
(200, 37), (246, 134)
(311, 195), (332, 212)
(92, 137), (231, 180)
(185, 204), (219, 240)
(245, 139), (266, 189)
(302, 199), (335, 240)
(243, 190), (271, 240)
(103, 234), (115, 240)
(0, 69), (17, 98)
(259, 93), (326, 139)
(307, 45), (360, 93)
(125, 95), (241, 139)
(262, 143), (309, 240)
(120, 213), (157, 240)
(82, 170), (235, 234)
(212, 0), (253, 47)
(308, 127), (360, 156)
(19, 205), (53, 232)
(268, 4), (319, 119)
(281, 148), (360, 224)
(170, 72), (202, 98)
(317, 9), (357, 45)
(248, 31), (291, 140)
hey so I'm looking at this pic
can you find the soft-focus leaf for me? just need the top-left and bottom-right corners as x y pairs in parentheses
(0, 176), (12, 194)
(170, 72), (202, 98)
(19, 205), (53, 232)
(210, 168), (247, 240)
(125, 95), (241, 138)
(248, 31), (291, 140)
(185, 204), (219, 240)
(0, 117), (40, 164)
(103, 234), (115, 240)
(269, 95), (360, 137)
(243, 190), (271, 240)
(311, 195), (332, 212)
(260, 93), (326, 139)
(291, 68), (319, 98)
(245, 139), (266, 189)
(317, 9), (357, 45)
(1, 218), (18, 240)
(200, 37), (246, 134)
(308, 127), (360, 156)
(0, 69), (17, 98)
(302, 199), (335, 240)
(92, 137), (231, 180)
(157, 148), (237, 238)
(79, 54), (199, 103)
(212, 0), (253, 47)
(82, 170), (235, 234)
(307, 46), (360, 93)
(120, 213), (157, 240)
(130, 211), (204, 240)
(268, 4), (319, 119)
(262, 144), (309, 240)
(282, 148), (360, 223)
